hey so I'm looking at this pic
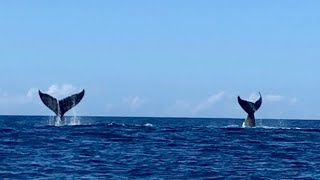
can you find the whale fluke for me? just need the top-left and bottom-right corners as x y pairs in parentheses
(39, 89), (85, 118)
(237, 92), (262, 127)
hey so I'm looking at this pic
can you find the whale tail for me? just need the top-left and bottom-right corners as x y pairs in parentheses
(39, 89), (85, 118)
(237, 92), (262, 127)
(237, 92), (262, 114)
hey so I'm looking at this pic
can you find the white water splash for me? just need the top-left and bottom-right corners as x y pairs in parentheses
(241, 122), (246, 128)
(226, 124), (240, 128)
(55, 96), (81, 126)
(67, 108), (81, 126)
(55, 117), (64, 126)
(256, 126), (303, 130)
(48, 110), (81, 126)
(47, 116), (64, 126)
(70, 116), (81, 126)
(47, 116), (55, 126)
(108, 122), (125, 126)
(144, 123), (153, 127)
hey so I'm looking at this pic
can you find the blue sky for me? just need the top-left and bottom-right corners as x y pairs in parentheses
(0, 1), (320, 119)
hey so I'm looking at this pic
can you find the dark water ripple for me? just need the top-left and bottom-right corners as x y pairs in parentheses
(1, 116), (320, 179)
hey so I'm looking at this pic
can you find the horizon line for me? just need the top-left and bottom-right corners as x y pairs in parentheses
(0, 114), (319, 121)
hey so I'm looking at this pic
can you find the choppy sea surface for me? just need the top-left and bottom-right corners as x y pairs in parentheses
(1, 116), (320, 179)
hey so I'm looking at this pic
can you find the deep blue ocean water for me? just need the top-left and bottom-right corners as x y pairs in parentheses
(1, 116), (320, 179)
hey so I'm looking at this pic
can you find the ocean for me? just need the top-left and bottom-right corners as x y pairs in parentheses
(1, 115), (320, 179)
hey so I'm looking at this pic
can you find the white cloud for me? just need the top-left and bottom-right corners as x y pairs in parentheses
(192, 91), (225, 113)
(263, 94), (298, 104)
(123, 96), (146, 111)
(0, 85), (85, 115)
(246, 93), (291, 103)
(44, 84), (78, 98)
(208, 92), (225, 103)
(248, 92), (261, 102)
(0, 88), (37, 105)
(0, 84), (81, 107)
(265, 95), (284, 102)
